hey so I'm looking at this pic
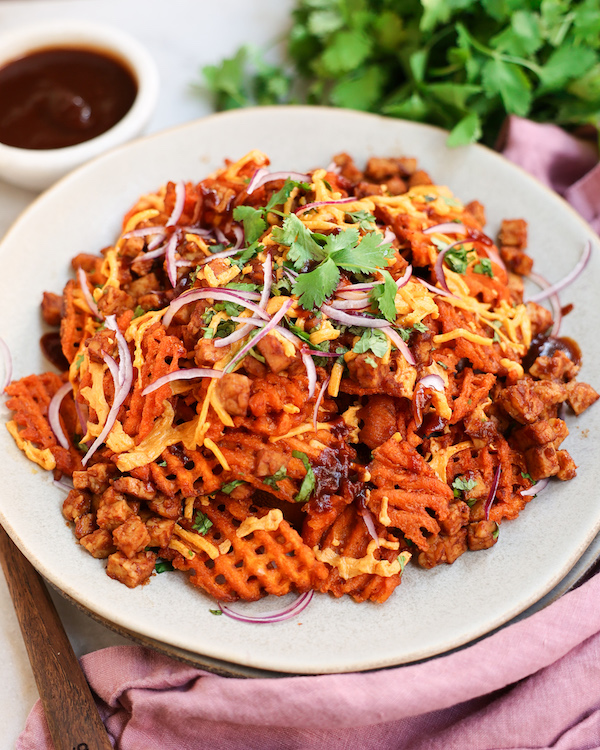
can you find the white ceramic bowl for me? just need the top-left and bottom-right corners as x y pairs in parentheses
(0, 20), (159, 192)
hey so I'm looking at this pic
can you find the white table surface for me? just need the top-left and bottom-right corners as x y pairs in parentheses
(0, 1), (293, 745)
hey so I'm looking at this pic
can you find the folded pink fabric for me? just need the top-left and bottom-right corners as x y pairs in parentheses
(17, 116), (600, 750)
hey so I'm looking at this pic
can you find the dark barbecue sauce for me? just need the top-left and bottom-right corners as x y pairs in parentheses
(523, 333), (582, 371)
(40, 331), (69, 371)
(0, 47), (137, 150)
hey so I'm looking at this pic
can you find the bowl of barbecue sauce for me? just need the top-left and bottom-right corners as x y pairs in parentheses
(0, 20), (159, 191)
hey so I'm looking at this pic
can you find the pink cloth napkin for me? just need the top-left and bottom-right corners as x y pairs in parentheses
(18, 116), (600, 750)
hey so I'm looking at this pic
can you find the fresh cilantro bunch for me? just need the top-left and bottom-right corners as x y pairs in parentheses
(201, 0), (600, 146)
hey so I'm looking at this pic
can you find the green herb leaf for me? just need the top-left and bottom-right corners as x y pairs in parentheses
(352, 328), (389, 357)
(473, 257), (494, 277)
(452, 475), (477, 497)
(272, 213), (328, 269)
(155, 559), (175, 574)
(192, 511), (213, 535)
(293, 257), (340, 310)
(292, 450), (316, 503)
(263, 465), (288, 489)
(232, 205), (267, 246)
(221, 479), (247, 494)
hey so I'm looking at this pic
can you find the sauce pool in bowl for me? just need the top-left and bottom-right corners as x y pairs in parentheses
(0, 47), (138, 150)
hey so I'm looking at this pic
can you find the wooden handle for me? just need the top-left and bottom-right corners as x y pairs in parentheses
(0, 525), (113, 750)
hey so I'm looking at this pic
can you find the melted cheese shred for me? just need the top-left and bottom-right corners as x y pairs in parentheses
(314, 540), (409, 580)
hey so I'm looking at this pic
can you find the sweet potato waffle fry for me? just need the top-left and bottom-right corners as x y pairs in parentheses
(4, 150), (598, 616)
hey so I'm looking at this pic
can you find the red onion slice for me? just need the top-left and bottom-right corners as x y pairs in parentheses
(320, 304), (390, 329)
(165, 233), (179, 287)
(259, 253), (273, 312)
(434, 239), (467, 294)
(199, 246), (240, 264)
(53, 477), (74, 492)
(396, 264), (413, 289)
(484, 465), (502, 520)
(0, 335), (13, 391)
(526, 241), (592, 304)
(142, 367), (223, 395)
(214, 321), (256, 349)
(526, 272), (562, 336)
(296, 197), (356, 214)
(122, 226), (167, 240)
(359, 506), (380, 548)
(424, 222), (467, 236)
(520, 477), (550, 497)
(226, 299), (295, 372)
(381, 326), (416, 366)
(163, 288), (270, 328)
(82, 316), (133, 466)
(166, 181), (186, 227)
(312, 376), (330, 433)
(417, 374), (445, 392)
(247, 170), (311, 195)
(274, 325), (317, 399)
(336, 281), (377, 294)
(416, 278), (455, 299)
(48, 381), (73, 450)
(218, 591), (314, 623)
(77, 267), (102, 319)
(330, 298), (371, 311)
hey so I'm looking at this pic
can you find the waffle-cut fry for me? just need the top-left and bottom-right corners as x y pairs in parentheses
(5, 372), (82, 475)
(314, 503), (406, 604)
(367, 437), (454, 550)
(59, 280), (90, 364)
(170, 494), (328, 602)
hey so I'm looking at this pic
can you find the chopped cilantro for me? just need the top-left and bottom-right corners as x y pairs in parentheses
(521, 472), (533, 481)
(133, 305), (146, 318)
(353, 329), (389, 358)
(345, 209), (376, 230)
(155, 559), (175, 574)
(209, 608), (223, 616)
(443, 245), (470, 274)
(452, 476), (477, 497)
(224, 282), (260, 293)
(221, 479), (247, 494)
(292, 450), (316, 503)
(263, 465), (287, 489)
(492, 524), (500, 540)
(213, 300), (243, 317)
(214, 319), (237, 339)
(473, 258), (494, 277)
(364, 355), (378, 368)
(232, 205), (267, 246)
(192, 510), (213, 535)
(397, 321), (428, 342)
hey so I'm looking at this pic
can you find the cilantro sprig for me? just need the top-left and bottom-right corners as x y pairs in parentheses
(201, 1), (600, 147)
(274, 217), (397, 320)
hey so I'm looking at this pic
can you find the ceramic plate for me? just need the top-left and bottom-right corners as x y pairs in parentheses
(1, 107), (598, 675)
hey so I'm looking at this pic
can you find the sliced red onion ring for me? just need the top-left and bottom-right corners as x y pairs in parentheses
(259, 254), (273, 312)
(417, 373), (445, 392)
(142, 367), (223, 396)
(198, 246), (240, 264)
(381, 227), (396, 244)
(48, 381), (73, 450)
(247, 170), (311, 195)
(218, 591), (314, 623)
(359, 506), (380, 548)
(336, 281), (377, 294)
(226, 299), (295, 373)
(179, 226), (212, 238)
(484, 465), (502, 520)
(313, 376), (330, 433)
(53, 477), (74, 492)
(0, 335), (13, 391)
(77, 267), (102, 319)
(274, 325), (317, 399)
(423, 222), (468, 236)
(330, 297), (371, 311)
(416, 277), (455, 299)
(163, 288), (270, 328)
(165, 233), (179, 287)
(82, 317), (133, 466)
(520, 477), (550, 497)
(166, 180), (186, 227)
(396, 264), (413, 289)
(321, 304), (390, 329)
(526, 272), (562, 336)
(434, 239), (468, 294)
(381, 326), (415, 366)
(526, 241), (592, 304)
(122, 225), (168, 240)
(295, 197), (356, 214)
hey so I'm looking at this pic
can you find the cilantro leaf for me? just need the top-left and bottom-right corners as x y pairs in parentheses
(292, 450), (316, 503)
(443, 246), (469, 274)
(353, 329), (389, 357)
(272, 213), (327, 269)
(155, 559), (175, 574)
(345, 209), (376, 230)
(292, 257), (340, 310)
(221, 479), (247, 494)
(368, 270), (398, 322)
(265, 178), (310, 212)
(330, 230), (393, 271)
(452, 476), (477, 497)
(232, 205), (267, 246)
(263, 465), (288, 489)
(192, 511), (213, 535)
(473, 258), (494, 277)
